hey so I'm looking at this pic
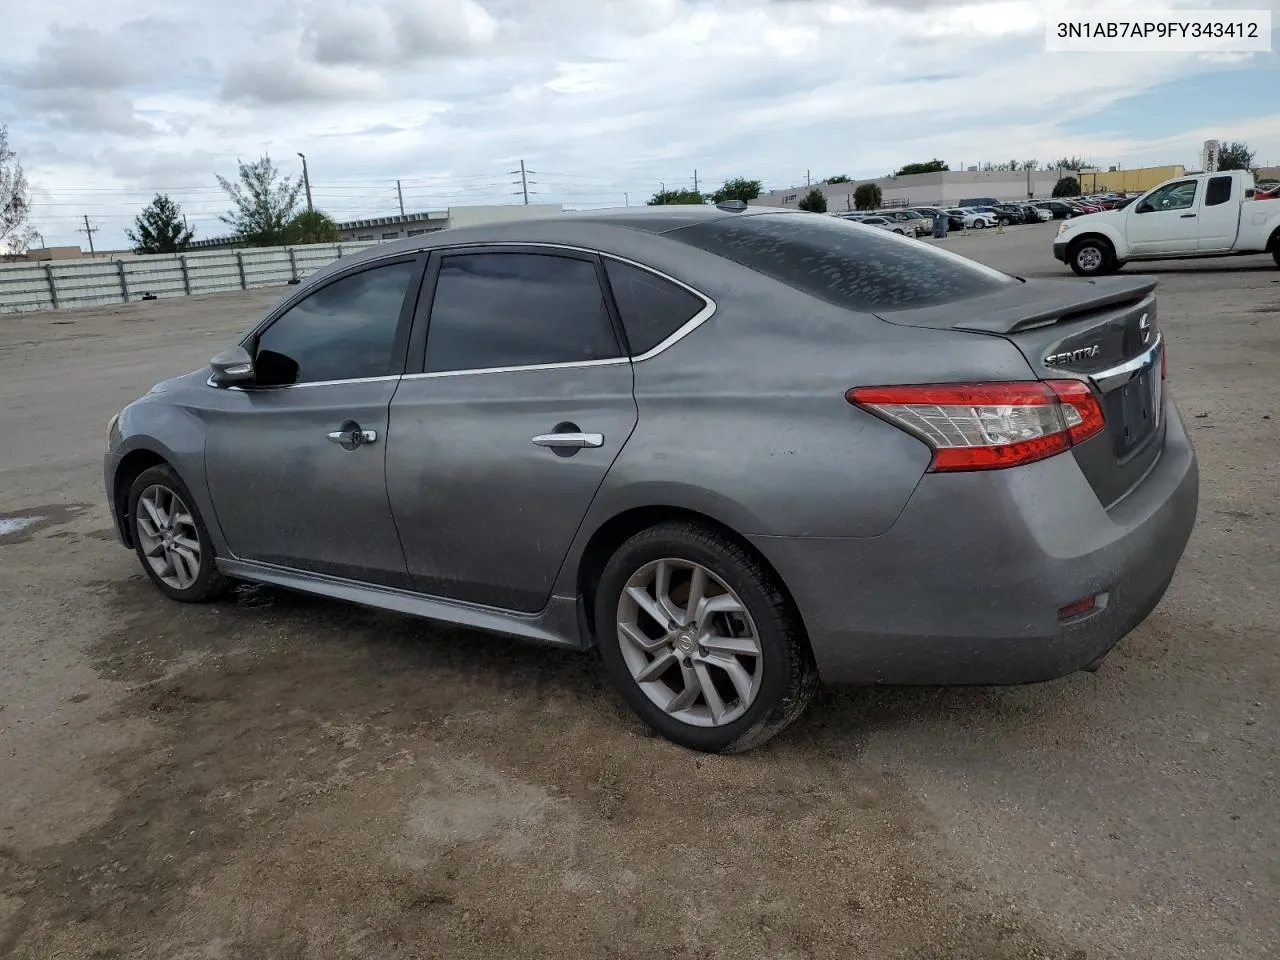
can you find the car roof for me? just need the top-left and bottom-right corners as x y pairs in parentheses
(300, 204), (804, 289)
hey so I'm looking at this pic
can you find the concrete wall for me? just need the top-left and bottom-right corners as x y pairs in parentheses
(446, 203), (564, 229)
(0, 241), (377, 314)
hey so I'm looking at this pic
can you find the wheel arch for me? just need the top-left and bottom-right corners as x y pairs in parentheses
(111, 447), (172, 548)
(574, 505), (808, 649)
(1068, 231), (1118, 258)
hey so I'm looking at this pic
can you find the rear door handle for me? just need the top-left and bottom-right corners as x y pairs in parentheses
(531, 432), (604, 449)
(1180, 213), (1196, 218)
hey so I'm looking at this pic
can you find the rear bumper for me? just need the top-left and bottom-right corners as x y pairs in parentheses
(1052, 240), (1069, 263)
(751, 398), (1199, 685)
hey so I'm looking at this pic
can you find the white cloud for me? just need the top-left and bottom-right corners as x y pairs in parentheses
(2, 0), (1278, 247)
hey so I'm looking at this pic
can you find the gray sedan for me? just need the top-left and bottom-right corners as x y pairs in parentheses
(104, 205), (1199, 753)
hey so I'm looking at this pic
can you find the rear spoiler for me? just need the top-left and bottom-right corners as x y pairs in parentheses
(877, 275), (1158, 335)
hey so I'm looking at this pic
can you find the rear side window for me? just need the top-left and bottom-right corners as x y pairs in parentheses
(604, 259), (706, 355)
(425, 252), (620, 373)
(666, 213), (1012, 312)
(1205, 175), (1233, 207)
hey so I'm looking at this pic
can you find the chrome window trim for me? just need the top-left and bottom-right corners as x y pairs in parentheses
(206, 374), (402, 392)
(402, 243), (717, 380)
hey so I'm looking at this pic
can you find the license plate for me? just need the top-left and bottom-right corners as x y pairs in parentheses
(1114, 366), (1160, 454)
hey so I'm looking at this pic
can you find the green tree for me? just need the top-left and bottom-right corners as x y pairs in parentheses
(647, 188), (707, 205)
(1217, 141), (1255, 172)
(1053, 156), (1089, 171)
(710, 177), (762, 204)
(853, 183), (882, 211)
(126, 194), (195, 254)
(1052, 176), (1081, 198)
(216, 154), (303, 246)
(1, 123), (33, 254)
(825, 174), (851, 184)
(286, 209), (342, 244)
(797, 188), (828, 213)
(894, 159), (949, 176)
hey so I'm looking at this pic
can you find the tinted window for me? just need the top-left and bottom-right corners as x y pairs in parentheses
(425, 253), (620, 372)
(254, 260), (415, 386)
(605, 259), (706, 355)
(667, 213), (1012, 312)
(1205, 175), (1233, 207)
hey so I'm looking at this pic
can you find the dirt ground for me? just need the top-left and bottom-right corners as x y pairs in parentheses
(1, 225), (1276, 959)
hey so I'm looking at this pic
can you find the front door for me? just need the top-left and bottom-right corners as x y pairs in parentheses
(1126, 178), (1201, 256)
(204, 255), (423, 586)
(386, 248), (638, 612)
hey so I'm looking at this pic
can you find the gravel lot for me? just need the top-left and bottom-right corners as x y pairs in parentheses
(1, 222), (1276, 959)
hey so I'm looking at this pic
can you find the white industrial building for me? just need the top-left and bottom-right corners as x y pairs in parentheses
(753, 169), (1075, 211)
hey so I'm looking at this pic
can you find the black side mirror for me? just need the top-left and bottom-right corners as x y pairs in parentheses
(210, 345), (255, 387)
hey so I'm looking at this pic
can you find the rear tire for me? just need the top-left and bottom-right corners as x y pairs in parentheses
(128, 464), (226, 603)
(1069, 237), (1115, 277)
(1272, 246), (1280, 268)
(594, 521), (819, 753)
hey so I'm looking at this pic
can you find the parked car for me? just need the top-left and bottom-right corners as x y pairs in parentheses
(957, 196), (999, 208)
(857, 215), (914, 235)
(876, 209), (933, 236)
(992, 204), (1032, 224)
(1053, 169), (1280, 275)
(947, 208), (997, 229)
(1256, 183), (1280, 201)
(102, 206), (1200, 753)
(910, 206), (967, 231)
(1033, 200), (1082, 219)
(1021, 204), (1053, 222)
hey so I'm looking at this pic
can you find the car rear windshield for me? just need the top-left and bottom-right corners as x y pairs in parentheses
(665, 212), (1013, 312)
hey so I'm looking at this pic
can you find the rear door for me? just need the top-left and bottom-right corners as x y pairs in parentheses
(1196, 174), (1240, 251)
(1126, 178), (1201, 255)
(385, 247), (638, 612)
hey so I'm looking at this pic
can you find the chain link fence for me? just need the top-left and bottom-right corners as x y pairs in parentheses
(0, 241), (379, 314)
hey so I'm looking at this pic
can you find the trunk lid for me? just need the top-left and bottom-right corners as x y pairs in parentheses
(877, 276), (1165, 507)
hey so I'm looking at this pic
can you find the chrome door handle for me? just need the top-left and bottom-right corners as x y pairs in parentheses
(531, 432), (604, 449)
(326, 425), (378, 448)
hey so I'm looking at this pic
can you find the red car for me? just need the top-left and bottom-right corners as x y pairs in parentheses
(1257, 184), (1280, 201)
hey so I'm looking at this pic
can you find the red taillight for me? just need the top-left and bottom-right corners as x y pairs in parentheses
(847, 380), (1106, 473)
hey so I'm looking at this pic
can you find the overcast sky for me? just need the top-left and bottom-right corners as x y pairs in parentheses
(4, 0), (1279, 249)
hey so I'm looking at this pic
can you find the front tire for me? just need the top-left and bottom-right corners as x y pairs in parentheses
(1069, 237), (1115, 277)
(1272, 246), (1280, 268)
(594, 521), (819, 753)
(128, 464), (226, 603)
(971, 220), (985, 229)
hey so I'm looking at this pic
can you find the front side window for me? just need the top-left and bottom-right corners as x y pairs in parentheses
(254, 260), (416, 387)
(667, 212), (1012, 312)
(425, 253), (621, 373)
(1141, 180), (1198, 213)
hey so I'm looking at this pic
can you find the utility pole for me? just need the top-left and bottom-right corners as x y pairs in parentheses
(397, 179), (405, 217)
(693, 169), (699, 192)
(297, 152), (314, 212)
(78, 215), (99, 256)
(519, 160), (529, 204)
(806, 170), (811, 186)
(624, 192), (629, 207)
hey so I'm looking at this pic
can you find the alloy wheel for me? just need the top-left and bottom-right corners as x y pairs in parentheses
(135, 484), (202, 590)
(616, 558), (763, 727)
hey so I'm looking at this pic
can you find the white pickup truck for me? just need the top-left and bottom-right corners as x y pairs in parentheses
(1052, 170), (1280, 276)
